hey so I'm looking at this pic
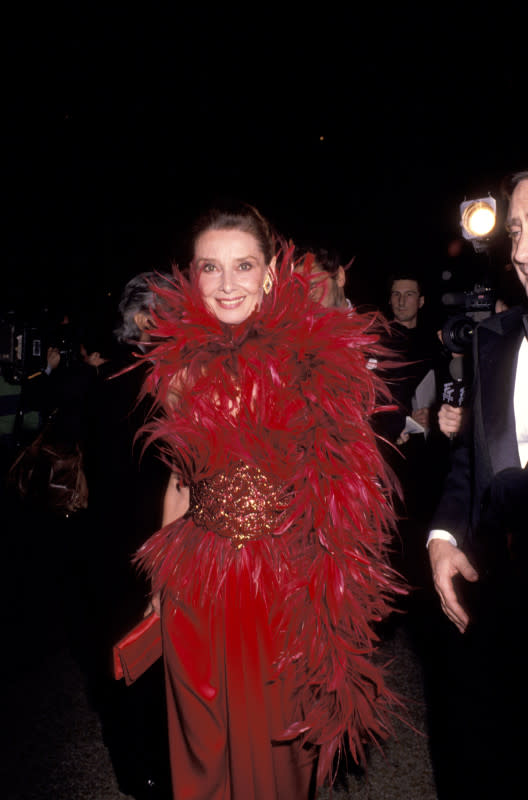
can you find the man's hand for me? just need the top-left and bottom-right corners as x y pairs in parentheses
(46, 346), (61, 371)
(428, 539), (479, 633)
(412, 407), (430, 428)
(438, 404), (463, 438)
(396, 430), (410, 445)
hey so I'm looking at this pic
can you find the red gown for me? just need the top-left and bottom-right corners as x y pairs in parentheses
(136, 256), (403, 799)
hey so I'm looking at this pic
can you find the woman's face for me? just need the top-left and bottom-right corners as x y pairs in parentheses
(195, 228), (270, 325)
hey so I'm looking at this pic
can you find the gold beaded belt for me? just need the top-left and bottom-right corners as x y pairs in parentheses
(189, 462), (288, 549)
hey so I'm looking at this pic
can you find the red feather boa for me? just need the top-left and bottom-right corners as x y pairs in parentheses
(136, 251), (405, 786)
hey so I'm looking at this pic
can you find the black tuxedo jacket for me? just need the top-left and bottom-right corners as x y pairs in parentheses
(431, 305), (528, 551)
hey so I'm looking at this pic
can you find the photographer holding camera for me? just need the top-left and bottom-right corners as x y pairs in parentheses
(426, 170), (528, 799)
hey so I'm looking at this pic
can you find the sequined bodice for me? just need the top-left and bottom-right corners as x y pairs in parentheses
(189, 462), (288, 549)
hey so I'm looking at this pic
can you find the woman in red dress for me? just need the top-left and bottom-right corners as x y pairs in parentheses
(137, 204), (402, 799)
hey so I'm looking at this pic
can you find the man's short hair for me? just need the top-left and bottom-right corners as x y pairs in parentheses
(388, 273), (424, 296)
(501, 170), (528, 200)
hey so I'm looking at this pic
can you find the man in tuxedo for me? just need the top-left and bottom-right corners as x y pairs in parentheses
(427, 170), (528, 798)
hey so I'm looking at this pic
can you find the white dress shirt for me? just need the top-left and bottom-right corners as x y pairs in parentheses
(514, 335), (528, 468)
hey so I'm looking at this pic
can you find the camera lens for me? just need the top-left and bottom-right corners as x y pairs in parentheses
(441, 313), (474, 354)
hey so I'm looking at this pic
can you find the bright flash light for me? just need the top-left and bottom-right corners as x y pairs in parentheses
(465, 205), (495, 236)
(460, 196), (497, 240)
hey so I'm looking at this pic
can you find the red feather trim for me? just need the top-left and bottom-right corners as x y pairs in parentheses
(135, 249), (406, 787)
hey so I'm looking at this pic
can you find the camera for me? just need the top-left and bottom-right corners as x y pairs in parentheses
(440, 284), (494, 354)
(0, 312), (78, 384)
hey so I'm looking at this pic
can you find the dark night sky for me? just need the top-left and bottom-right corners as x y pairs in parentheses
(4, 5), (526, 320)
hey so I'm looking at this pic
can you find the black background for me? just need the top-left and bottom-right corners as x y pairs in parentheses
(4, 4), (526, 319)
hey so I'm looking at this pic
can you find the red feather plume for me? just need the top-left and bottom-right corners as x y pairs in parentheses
(136, 248), (406, 787)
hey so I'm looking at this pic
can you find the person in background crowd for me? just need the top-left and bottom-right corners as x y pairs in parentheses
(76, 290), (173, 800)
(295, 247), (352, 310)
(387, 273), (438, 442)
(114, 271), (174, 351)
(376, 273), (441, 594)
(389, 276), (423, 328)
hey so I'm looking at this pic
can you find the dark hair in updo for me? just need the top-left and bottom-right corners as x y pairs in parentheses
(190, 202), (275, 265)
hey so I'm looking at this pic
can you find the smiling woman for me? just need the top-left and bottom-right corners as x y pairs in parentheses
(194, 228), (274, 325)
(133, 202), (403, 800)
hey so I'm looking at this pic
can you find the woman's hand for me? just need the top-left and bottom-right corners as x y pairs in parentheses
(141, 475), (190, 620)
(141, 477), (190, 618)
(143, 591), (161, 618)
(162, 473), (190, 526)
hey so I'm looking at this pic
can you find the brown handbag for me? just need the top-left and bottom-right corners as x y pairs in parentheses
(8, 414), (89, 517)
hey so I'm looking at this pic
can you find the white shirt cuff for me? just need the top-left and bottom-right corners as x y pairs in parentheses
(427, 529), (458, 548)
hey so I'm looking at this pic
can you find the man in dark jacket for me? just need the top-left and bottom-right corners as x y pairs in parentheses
(427, 170), (528, 799)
